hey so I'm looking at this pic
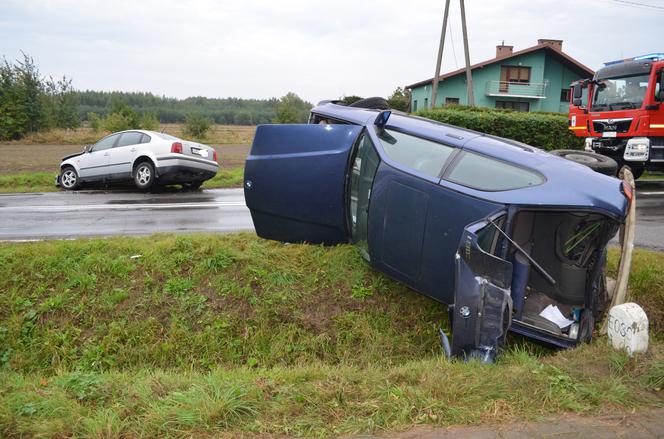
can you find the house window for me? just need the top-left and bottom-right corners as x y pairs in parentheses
(413, 100), (418, 112)
(445, 97), (460, 106)
(496, 101), (530, 112)
(499, 66), (531, 92)
(424, 97), (429, 109)
(560, 88), (571, 102)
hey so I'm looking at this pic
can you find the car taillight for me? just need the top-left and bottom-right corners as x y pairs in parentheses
(621, 181), (633, 202)
(171, 142), (183, 154)
(213, 150), (217, 162)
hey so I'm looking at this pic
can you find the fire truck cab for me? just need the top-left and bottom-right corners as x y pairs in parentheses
(568, 53), (664, 179)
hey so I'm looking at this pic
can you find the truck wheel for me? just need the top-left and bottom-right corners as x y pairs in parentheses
(348, 97), (390, 110)
(550, 149), (618, 176)
(623, 165), (644, 180)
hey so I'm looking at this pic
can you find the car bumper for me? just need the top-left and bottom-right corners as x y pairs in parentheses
(155, 156), (219, 183)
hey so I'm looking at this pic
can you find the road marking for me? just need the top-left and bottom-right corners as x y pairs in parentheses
(0, 201), (247, 212)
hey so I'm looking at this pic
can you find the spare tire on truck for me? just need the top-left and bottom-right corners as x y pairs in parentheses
(348, 97), (390, 110)
(550, 149), (618, 176)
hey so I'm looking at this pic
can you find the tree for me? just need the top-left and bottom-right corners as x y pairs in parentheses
(274, 92), (312, 124)
(45, 75), (79, 129)
(183, 113), (212, 139)
(387, 87), (411, 112)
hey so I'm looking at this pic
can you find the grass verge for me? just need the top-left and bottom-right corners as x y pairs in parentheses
(0, 235), (662, 437)
(0, 168), (244, 193)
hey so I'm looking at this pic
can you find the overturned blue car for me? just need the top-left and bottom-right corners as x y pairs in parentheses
(244, 102), (630, 362)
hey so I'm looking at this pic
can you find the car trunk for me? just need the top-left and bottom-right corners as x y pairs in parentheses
(506, 209), (620, 345)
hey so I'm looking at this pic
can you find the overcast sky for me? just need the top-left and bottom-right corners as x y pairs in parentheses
(1, 0), (662, 103)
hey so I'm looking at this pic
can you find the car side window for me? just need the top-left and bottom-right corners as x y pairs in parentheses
(116, 132), (143, 148)
(446, 151), (544, 191)
(349, 132), (380, 260)
(377, 129), (455, 179)
(92, 133), (120, 152)
(140, 134), (151, 144)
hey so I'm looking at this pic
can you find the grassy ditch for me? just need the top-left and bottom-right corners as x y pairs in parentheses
(0, 235), (662, 437)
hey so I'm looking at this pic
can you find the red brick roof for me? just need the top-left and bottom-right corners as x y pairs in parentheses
(405, 44), (594, 89)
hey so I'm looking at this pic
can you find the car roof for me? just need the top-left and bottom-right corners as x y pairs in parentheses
(311, 103), (627, 219)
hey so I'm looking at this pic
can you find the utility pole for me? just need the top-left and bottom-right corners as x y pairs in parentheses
(430, 0), (451, 109)
(459, 0), (474, 106)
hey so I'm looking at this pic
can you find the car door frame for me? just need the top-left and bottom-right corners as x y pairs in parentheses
(77, 133), (121, 180)
(107, 131), (144, 181)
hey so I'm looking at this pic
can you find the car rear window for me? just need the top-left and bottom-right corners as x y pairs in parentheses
(378, 129), (455, 179)
(446, 151), (544, 191)
(116, 132), (143, 147)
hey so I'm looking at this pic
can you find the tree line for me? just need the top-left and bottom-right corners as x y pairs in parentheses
(0, 54), (410, 141)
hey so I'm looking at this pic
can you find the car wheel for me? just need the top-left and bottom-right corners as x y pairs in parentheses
(182, 181), (203, 191)
(348, 97), (390, 110)
(550, 149), (618, 176)
(134, 161), (155, 190)
(60, 166), (80, 190)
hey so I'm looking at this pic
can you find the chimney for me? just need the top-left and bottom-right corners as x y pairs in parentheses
(496, 42), (513, 58)
(537, 39), (563, 52)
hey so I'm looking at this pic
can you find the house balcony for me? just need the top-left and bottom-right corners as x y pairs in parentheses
(485, 81), (547, 99)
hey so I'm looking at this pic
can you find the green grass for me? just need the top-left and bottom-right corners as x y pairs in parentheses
(0, 168), (244, 193)
(0, 234), (662, 437)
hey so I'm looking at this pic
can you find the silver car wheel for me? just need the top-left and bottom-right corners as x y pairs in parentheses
(61, 169), (77, 189)
(137, 165), (151, 185)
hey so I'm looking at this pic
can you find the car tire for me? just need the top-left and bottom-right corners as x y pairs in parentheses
(183, 181), (203, 191)
(60, 166), (81, 190)
(133, 161), (155, 190)
(550, 149), (618, 176)
(348, 97), (390, 110)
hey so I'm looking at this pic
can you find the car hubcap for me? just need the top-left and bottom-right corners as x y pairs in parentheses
(137, 166), (151, 185)
(62, 170), (76, 188)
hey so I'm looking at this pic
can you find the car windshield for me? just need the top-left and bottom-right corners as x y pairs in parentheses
(591, 74), (649, 111)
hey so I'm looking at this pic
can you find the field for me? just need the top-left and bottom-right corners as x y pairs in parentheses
(0, 234), (662, 437)
(0, 124), (253, 193)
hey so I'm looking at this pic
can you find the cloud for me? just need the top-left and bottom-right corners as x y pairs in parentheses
(0, 0), (661, 102)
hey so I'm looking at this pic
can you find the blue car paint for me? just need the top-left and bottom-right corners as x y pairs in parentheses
(245, 103), (629, 358)
(245, 124), (362, 244)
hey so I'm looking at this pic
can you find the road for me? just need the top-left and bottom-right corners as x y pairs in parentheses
(0, 182), (663, 250)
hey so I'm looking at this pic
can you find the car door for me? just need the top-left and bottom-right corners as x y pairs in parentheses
(77, 133), (120, 180)
(108, 131), (144, 179)
(450, 213), (513, 363)
(244, 124), (363, 244)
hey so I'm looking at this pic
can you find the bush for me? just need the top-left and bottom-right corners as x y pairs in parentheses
(183, 113), (212, 139)
(102, 112), (134, 132)
(416, 106), (583, 151)
(139, 112), (159, 130)
(88, 112), (102, 133)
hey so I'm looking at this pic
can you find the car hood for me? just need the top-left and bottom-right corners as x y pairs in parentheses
(62, 151), (85, 161)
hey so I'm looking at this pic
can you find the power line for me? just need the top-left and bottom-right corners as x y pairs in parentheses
(607, 0), (664, 10)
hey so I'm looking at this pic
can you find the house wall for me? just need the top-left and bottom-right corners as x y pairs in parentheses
(410, 49), (588, 114)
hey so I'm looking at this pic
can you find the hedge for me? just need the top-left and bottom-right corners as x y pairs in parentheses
(415, 106), (583, 151)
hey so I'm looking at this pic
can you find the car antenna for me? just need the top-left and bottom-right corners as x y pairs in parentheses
(487, 219), (557, 287)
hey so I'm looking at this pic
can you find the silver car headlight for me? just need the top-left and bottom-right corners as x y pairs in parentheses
(623, 137), (650, 162)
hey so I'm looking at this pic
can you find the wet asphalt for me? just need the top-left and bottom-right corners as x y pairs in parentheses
(0, 182), (663, 250)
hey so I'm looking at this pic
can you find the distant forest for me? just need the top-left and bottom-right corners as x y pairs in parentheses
(76, 90), (300, 125)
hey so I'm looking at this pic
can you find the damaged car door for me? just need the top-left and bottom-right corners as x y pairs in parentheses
(450, 215), (513, 363)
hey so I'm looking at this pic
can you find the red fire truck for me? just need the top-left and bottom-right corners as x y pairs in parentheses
(568, 53), (664, 179)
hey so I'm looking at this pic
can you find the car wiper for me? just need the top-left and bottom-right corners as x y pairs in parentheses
(488, 219), (557, 286)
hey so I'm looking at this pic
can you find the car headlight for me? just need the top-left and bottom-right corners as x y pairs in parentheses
(623, 137), (650, 162)
(584, 137), (595, 152)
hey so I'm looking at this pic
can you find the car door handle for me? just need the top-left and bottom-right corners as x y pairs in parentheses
(103, 152), (110, 156)
(130, 148), (136, 152)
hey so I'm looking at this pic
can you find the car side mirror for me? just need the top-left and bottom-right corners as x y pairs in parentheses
(84, 144), (93, 153)
(572, 83), (583, 100)
(572, 98), (583, 107)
